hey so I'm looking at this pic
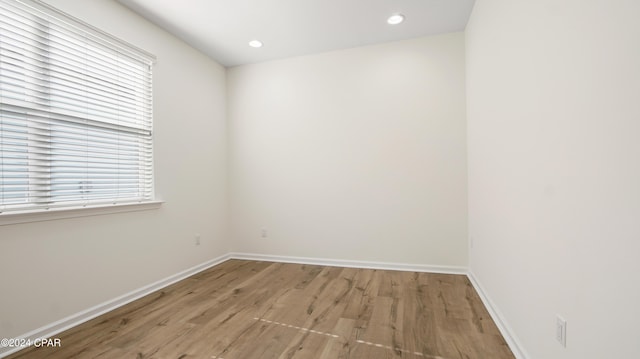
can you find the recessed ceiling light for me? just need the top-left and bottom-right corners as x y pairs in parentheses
(387, 14), (405, 25)
(248, 40), (263, 48)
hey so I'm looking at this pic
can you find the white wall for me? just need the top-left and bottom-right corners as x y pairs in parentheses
(466, 0), (640, 358)
(228, 33), (468, 267)
(0, 0), (229, 340)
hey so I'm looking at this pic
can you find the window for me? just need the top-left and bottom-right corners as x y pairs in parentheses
(0, 0), (155, 215)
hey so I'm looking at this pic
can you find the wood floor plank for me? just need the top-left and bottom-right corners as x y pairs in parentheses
(318, 317), (355, 359)
(6, 260), (515, 359)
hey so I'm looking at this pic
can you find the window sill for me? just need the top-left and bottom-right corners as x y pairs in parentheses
(0, 201), (164, 226)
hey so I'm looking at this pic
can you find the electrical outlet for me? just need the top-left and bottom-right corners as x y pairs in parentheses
(556, 316), (567, 347)
(261, 227), (268, 238)
(195, 234), (201, 246)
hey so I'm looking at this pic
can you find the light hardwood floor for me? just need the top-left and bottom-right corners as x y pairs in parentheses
(7, 260), (514, 359)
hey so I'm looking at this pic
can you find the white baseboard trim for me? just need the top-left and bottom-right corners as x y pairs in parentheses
(467, 271), (529, 359)
(229, 252), (468, 275)
(0, 253), (231, 359)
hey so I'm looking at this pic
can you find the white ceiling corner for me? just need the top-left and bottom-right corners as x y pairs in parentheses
(117, 0), (476, 67)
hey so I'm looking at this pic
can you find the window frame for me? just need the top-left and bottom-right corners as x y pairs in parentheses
(0, 0), (159, 223)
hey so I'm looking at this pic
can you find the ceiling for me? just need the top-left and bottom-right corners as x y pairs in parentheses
(117, 0), (476, 67)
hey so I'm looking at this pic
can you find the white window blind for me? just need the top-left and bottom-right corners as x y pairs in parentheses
(0, 0), (155, 214)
